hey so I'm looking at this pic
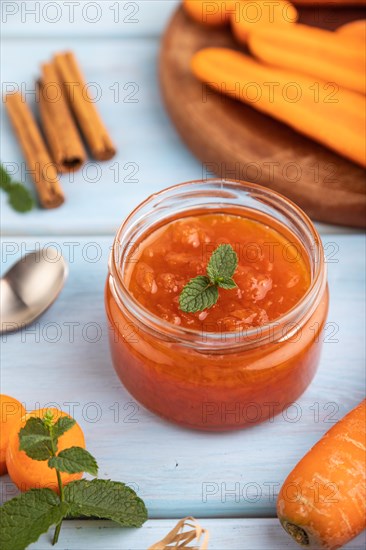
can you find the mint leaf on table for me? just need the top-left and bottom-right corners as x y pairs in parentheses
(0, 489), (69, 550)
(49, 447), (98, 476)
(2, 412), (148, 548)
(64, 479), (148, 527)
(8, 183), (34, 213)
(53, 416), (76, 439)
(1, 164), (34, 213)
(179, 244), (238, 313)
(19, 417), (53, 460)
(207, 243), (238, 284)
(179, 275), (219, 313)
(0, 164), (12, 192)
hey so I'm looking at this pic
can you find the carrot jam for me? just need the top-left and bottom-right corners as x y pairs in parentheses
(106, 210), (328, 431)
(126, 214), (310, 332)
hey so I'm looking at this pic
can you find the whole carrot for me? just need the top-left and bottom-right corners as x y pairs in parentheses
(277, 400), (366, 550)
(247, 23), (366, 95)
(231, 0), (298, 44)
(183, 0), (235, 26)
(293, 0), (365, 4)
(337, 19), (366, 46)
(191, 47), (366, 166)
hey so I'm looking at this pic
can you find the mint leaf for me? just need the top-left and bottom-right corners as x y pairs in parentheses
(0, 164), (12, 192)
(19, 417), (53, 461)
(49, 447), (98, 476)
(207, 244), (238, 283)
(64, 479), (148, 527)
(42, 409), (55, 429)
(1, 164), (34, 213)
(216, 277), (237, 290)
(53, 416), (76, 439)
(179, 275), (218, 313)
(0, 488), (69, 550)
(179, 244), (239, 313)
(8, 183), (34, 213)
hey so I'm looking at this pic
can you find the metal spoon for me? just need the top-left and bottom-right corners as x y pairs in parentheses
(1, 248), (68, 334)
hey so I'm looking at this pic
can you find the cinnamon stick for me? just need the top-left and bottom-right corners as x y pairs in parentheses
(5, 92), (64, 209)
(54, 51), (116, 161)
(38, 62), (86, 172)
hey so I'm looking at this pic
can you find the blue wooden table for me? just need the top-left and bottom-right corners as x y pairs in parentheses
(1, 2), (365, 548)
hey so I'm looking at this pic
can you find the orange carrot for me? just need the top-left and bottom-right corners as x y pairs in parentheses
(191, 47), (366, 166)
(337, 19), (366, 45)
(277, 400), (366, 550)
(247, 23), (366, 95)
(231, 0), (298, 44)
(183, 0), (235, 26)
(293, 0), (365, 4)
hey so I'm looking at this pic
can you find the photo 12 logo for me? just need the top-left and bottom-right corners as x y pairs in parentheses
(201, 479), (339, 505)
(0, 159), (140, 185)
(1, 1), (140, 25)
(201, 160), (339, 186)
(2, 81), (140, 106)
(201, 401), (341, 426)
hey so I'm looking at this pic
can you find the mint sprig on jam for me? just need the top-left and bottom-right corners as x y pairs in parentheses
(0, 411), (147, 550)
(179, 244), (238, 313)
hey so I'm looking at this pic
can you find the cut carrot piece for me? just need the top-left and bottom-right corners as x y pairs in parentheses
(277, 400), (366, 550)
(183, 0), (235, 26)
(231, 1), (298, 44)
(191, 47), (366, 166)
(247, 23), (366, 95)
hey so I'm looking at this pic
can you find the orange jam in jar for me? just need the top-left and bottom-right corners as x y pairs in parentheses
(106, 180), (328, 431)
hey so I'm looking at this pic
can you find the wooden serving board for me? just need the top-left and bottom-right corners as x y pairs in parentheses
(159, 6), (366, 227)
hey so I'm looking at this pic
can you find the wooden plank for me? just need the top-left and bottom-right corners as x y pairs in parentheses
(27, 518), (366, 549)
(1, 1), (180, 38)
(1, 235), (364, 520)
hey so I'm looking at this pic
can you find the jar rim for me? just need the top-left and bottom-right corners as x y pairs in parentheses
(110, 179), (326, 350)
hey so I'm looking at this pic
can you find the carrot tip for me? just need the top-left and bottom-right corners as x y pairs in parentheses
(281, 520), (309, 547)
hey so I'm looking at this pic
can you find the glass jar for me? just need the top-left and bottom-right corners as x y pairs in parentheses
(105, 180), (329, 431)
